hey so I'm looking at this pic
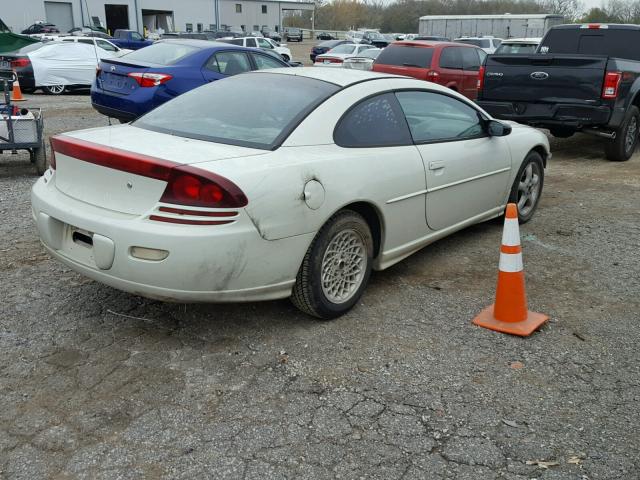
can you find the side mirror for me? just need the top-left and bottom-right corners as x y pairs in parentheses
(487, 120), (512, 137)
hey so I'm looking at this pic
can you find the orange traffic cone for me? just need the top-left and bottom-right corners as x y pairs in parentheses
(10, 70), (26, 102)
(472, 203), (548, 336)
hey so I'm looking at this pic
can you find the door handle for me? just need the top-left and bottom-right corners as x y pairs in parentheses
(429, 161), (445, 170)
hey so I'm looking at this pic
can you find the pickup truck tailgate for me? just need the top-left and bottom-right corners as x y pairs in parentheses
(482, 55), (607, 103)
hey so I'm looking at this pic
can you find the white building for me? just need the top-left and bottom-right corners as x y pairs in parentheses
(3, 0), (314, 35)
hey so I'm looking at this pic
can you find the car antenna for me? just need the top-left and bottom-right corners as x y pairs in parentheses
(83, 0), (101, 66)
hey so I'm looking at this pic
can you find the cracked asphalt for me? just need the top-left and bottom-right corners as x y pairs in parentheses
(1, 92), (639, 479)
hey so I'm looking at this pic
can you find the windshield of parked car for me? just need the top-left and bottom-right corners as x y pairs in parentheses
(134, 73), (340, 149)
(121, 42), (199, 65)
(495, 43), (538, 54)
(328, 44), (356, 54)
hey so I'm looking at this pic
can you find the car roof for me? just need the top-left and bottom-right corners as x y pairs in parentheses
(156, 39), (244, 49)
(500, 37), (541, 43)
(249, 66), (405, 87)
(393, 40), (481, 49)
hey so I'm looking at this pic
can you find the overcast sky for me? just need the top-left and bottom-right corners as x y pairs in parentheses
(581, 0), (604, 11)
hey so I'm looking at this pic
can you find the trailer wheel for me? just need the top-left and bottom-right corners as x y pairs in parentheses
(32, 145), (47, 175)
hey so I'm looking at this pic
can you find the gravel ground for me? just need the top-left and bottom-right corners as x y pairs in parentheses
(1, 92), (639, 479)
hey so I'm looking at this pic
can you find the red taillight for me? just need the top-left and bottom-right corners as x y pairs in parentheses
(48, 136), (248, 210)
(602, 71), (622, 99)
(317, 57), (343, 64)
(477, 65), (485, 91)
(426, 70), (439, 82)
(10, 58), (30, 68)
(159, 166), (247, 208)
(128, 72), (173, 87)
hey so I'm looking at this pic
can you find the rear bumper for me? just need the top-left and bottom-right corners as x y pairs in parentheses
(31, 173), (314, 303)
(90, 86), (154, 121)
(477, 100), (614, 129)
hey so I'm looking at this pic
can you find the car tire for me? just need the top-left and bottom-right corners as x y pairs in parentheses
(281, 54), (290, 62)
(605, 106), (639, 162)
(549, 128), (574, 139)
(291, 210), (373, 319)
(507, 151), (544, 223)
(43, 85), (65, 95)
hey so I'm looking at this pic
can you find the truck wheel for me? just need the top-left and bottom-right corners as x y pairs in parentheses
(549, 128), (574, 139)
(291, 210), (373, 319)
(605, 106), (639, 161)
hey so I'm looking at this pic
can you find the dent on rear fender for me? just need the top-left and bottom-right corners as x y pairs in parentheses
(244, 171), (323, 241)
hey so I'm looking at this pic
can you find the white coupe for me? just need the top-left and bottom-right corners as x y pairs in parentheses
(32, 68), (549, 319)
(314, 44), (376, 67)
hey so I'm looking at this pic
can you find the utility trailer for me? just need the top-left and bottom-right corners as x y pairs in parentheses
(0, 69), (47, 174)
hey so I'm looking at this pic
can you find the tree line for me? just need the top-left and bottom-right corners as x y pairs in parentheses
(291, 0), (640, 34)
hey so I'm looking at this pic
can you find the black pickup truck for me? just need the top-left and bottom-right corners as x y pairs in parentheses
(477, 24), (640, 161)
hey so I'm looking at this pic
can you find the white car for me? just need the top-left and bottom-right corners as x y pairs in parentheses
(56, 36), (132, 57)
(345, 31), (365, 43)
(314, 43), (375, 66)
(32, 68), (549, 319)
(27, 42), (117, 95)
(494, 37), (541, 54)
(221, 36), (293, 62)
(454, 36), (503, 54)
(342, 48), (381, 70)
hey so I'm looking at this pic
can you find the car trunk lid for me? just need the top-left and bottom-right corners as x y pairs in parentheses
(51, 125), (266, 215)
(97, 58), (162, 95)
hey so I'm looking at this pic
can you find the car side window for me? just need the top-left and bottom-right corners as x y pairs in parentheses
(252, 53), (284, 70)
(207, 51), (251, 75)
(460, 47), (480, 71)
(439, 47), (463, 69)
(97, 39), (118, 51)
(395, 91), (485, 143)
(334, 93), (412, 148)
(257, 38), (272, 49)
(131, 32), (143, 41)
(246, 38), (257, 48)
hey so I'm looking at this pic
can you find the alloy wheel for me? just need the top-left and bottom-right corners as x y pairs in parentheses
(517, 162), (542, 218)
(321, 229), (366, 304)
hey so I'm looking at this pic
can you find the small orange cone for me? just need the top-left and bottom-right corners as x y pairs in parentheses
(10, 70), (26, 102)
(473, 203), (548, 336)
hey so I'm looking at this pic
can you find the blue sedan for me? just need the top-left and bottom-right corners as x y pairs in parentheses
(91, 39), (290, 122)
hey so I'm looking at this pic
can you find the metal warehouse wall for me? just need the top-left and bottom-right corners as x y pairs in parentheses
(3, 0), (310, 34)
(419, 16), (564, 39)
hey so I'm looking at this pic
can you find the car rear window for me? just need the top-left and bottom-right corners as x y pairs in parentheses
(495, 43), (538, 54)
(134, 73), (340, 150)
(539, 28), (640, 60)
(120, 42), (199, 65)
(457, 39), (490, 48)
(375, 45), (434, 68)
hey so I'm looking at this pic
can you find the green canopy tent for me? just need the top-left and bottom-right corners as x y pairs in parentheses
(0, 18), (40, 54)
